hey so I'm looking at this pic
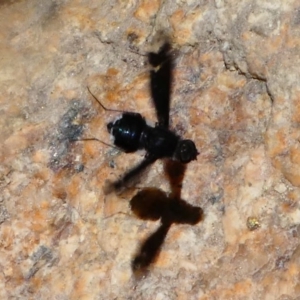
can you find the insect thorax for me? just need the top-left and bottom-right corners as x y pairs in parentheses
(141, 126), (179, 158)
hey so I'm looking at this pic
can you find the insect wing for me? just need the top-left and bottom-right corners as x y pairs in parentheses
(149, 42), (173, 128)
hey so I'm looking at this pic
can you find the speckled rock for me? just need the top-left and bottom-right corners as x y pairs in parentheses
(1, 0), (300, 299)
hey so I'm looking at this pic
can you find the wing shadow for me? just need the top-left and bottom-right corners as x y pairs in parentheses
(130, 160), (203, 277)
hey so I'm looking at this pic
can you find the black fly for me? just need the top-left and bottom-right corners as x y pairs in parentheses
(88, 39), (199, 191)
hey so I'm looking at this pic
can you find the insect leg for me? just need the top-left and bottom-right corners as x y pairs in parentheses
(104, 155), (157, 193)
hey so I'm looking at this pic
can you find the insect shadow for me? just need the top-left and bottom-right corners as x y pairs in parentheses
(129, 160), (203, 276)
(86, 37), (199, 193)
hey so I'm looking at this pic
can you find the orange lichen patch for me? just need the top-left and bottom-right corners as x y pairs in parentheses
(168, 226), (183, 241)
(200, 86), (228, 117)
(239, 229), (264, 246)
(170, 9), (185, 27)
(222, 206), (244, 245)
(89, 68), (147, 115)
(45, 33), (61, 54)
(188, 105), (211, 128)
(76, 190), (99, 214)
(281, 198), (297, 214)
(87, 164), (110, 190)
(32, 169), (51, 187)
(28, 206), (50, 233)
(128, 74), (152, 116)
(51, 270), (73, 295)
(2, 134), (27, 160)
(174, 28), (192, 46)
(223, 183), (239, 205)
(29, 276), (43, 294)
(271, 156), (283, 171)
(2, 263), (14, 279)
(52, 83), (85, 102)
(272, 230), (290, 249)
(262, 272), (293, 296)
(65, 174), (81, 200)
(61, 89), (79, 101)
(211, 114), (235, 132)
(21, 232), (40, 255)
(118, 271), (131, 285)
(4, 264), (24, 288)
(288, 262), (299, 277)
(154, 249), (172, 268)
(265, 128), (289, 159)
(60, 5), (94, 31)
(203, 280), (253, 299)
(5, 102), (24, 116)
(22, 123), (46, 144)
(133, 88), (150, 107)
(290, 127), (300, 141)
(240, 240), (269, 270)
(40, 200), (51, 210)
(106, 90), (120, 105)
(243, 25), (284, 55)
(32, 149), (48, 164)
(233, 280), (253, 295)
(244, 148), (266, 184)
(19, 179), (41, 201)
(246, 53), (267, 78)
(86, 112), (108, 139)
(52, 187), (67, 201)
(283, 165), (300, 187)
(231, 108), (248, 130)
(0, 224), (15, 250)
(106, 68), (119, 77)
(287, 190), (300, 203)
(171, 9), (202, 45)
(199, 50), (224, 69)
(133, 0), (161, 22)
(88, 72), (124, 109)
(3, 123), (46, 161)
(125, 72), (148, 91)
(50, 171), (68, 199)
(217, 71), (247, 91)
(289, 144), (300, 165)
(286, 28), (300, 49)
(102, 194), (128, 218)
(72, 273), (90, 297)
(81, 140), (103, 162)
(1, 6), (31, 33)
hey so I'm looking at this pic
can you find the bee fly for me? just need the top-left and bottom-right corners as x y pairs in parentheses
(87, 39), (199, 191)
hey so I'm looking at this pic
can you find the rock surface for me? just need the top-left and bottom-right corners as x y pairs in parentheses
(1, 0), (300, 299)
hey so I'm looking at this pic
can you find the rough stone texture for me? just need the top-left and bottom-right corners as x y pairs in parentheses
(1, 0), (300, 299)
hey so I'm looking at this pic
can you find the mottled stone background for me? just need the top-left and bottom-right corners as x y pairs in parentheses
(1, 0), (300, 299)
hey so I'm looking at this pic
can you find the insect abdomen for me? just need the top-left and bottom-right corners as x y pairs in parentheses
(107, 112), (146, 152)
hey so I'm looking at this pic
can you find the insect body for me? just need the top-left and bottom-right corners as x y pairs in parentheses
(108, 112), (198, 162)
(89, 39), (199, 191)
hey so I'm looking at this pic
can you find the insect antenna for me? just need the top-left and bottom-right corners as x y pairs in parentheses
(71, 136), (120, 151)
(87, 86), (127, 114)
